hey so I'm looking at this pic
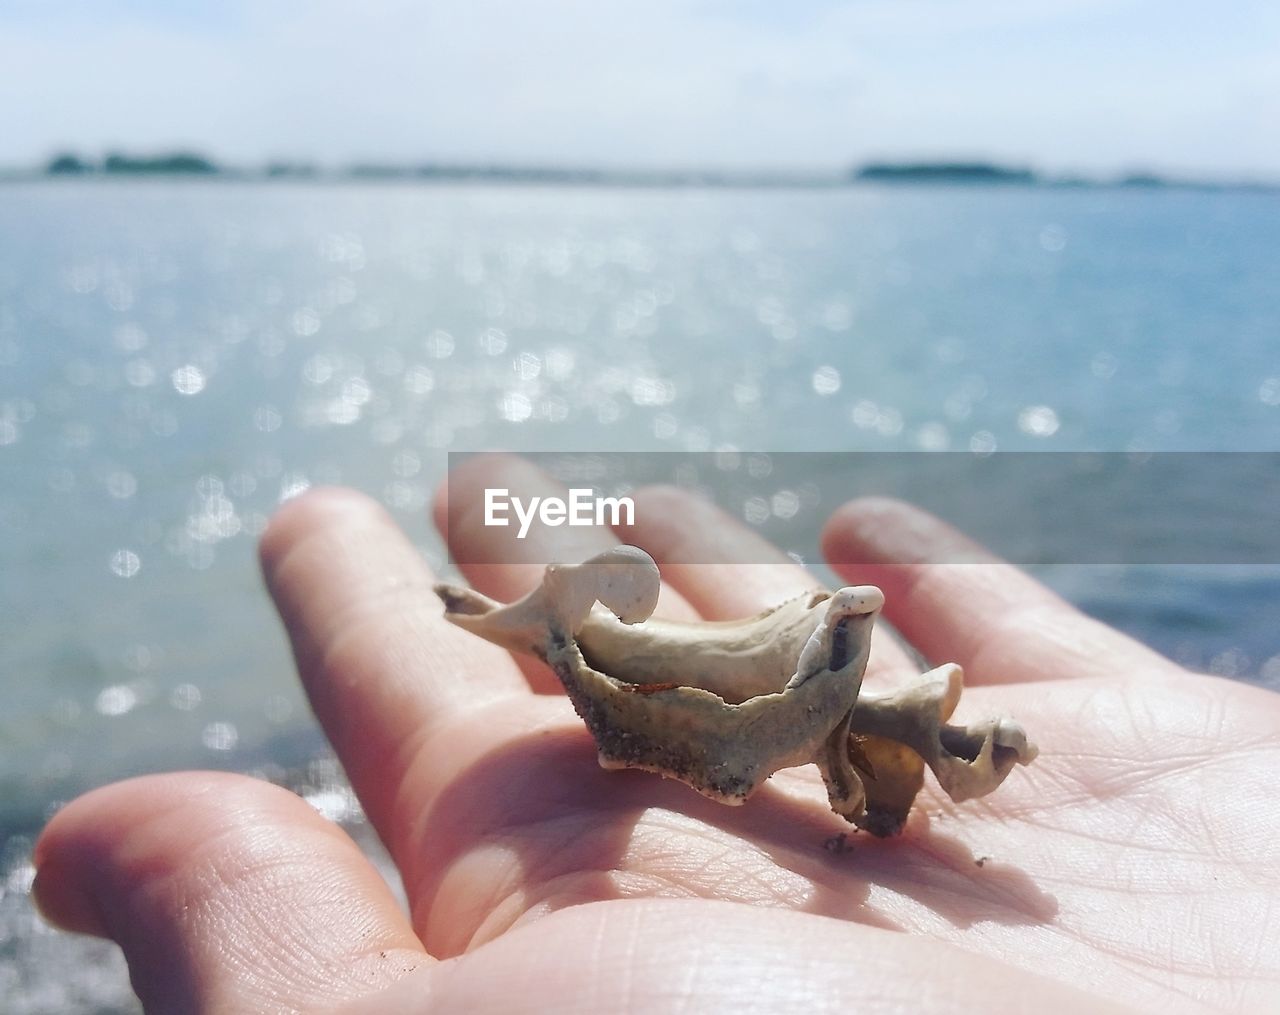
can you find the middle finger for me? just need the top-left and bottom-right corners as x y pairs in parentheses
(433, 455), (700, 691)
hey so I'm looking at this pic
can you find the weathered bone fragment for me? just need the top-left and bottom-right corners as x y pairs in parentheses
(848, 665), (1038, 835)
(436, 545), (1036, 836)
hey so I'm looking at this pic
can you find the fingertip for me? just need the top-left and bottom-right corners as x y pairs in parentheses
(624, 484), (758, 566)
(33, 772), (272, 936)
(821, 496), (983, 574)
(31, 833), (104, 937)
(260, 485), (392, 576)
(431, 452), (534, 536)
(436, 453), (616, 585)
(820, 496), (886, 563)
(622, 484), (691, 535)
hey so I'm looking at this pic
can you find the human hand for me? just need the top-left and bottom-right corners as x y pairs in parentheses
(33, 458), (1280, 1013)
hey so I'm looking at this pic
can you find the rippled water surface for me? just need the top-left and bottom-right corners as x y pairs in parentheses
(1, 180), (1278, 1011)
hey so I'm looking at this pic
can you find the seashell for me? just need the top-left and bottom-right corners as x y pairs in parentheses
(436, 546), (1037, 836)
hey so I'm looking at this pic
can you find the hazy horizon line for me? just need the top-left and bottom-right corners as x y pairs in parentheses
(4, 150), (1278, 192)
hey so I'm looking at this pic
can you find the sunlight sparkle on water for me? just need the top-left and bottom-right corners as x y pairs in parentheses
(812, 365), (841, 396)
(109, 549), (141, 578)
(1017, 405), (1060, 438)
(95, 684), (138, 717)
(201, 722), (239, 751)
(171, 365), (207, 395)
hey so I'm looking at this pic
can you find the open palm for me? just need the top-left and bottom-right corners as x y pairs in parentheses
(35, 458), (1280, 1013)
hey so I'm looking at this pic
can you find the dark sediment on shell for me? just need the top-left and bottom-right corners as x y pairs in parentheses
(549, 642), (758, 802)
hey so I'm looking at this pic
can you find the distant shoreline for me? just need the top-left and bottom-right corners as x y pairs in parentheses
(2, 153), (1276, 192)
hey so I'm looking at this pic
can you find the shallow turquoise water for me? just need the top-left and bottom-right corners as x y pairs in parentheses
(1, 180), (1278, 1010)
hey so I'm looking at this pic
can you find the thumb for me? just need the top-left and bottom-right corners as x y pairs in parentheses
(33, 772), (430, 1013)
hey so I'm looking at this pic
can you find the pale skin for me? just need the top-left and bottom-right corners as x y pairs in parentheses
(33, 457), (1280, 1013)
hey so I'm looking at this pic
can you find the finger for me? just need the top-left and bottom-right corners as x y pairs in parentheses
(260, 486), (527, 834)
(434, 457), (697, 693)
(33, 773), (428, 1014)
(617, 485), (922, 684)
(822, 497), (1179, 683)
(615, 485), (822, 616)
(435, 455), (697, 619)
(433, 456), (699, 688)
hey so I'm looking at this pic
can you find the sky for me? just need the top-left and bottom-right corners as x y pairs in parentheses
(2, 0), (1278, 179)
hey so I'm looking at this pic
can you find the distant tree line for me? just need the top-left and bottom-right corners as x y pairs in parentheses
(854, 162), (1037, 183)
(46, 151), (220, 175)
(29, 151), (1262, 190)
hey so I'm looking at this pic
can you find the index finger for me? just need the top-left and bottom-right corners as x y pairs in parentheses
(260, 487), (528, 837)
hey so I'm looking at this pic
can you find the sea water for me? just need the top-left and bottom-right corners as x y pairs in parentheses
(1, 180), (1278, 1011)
